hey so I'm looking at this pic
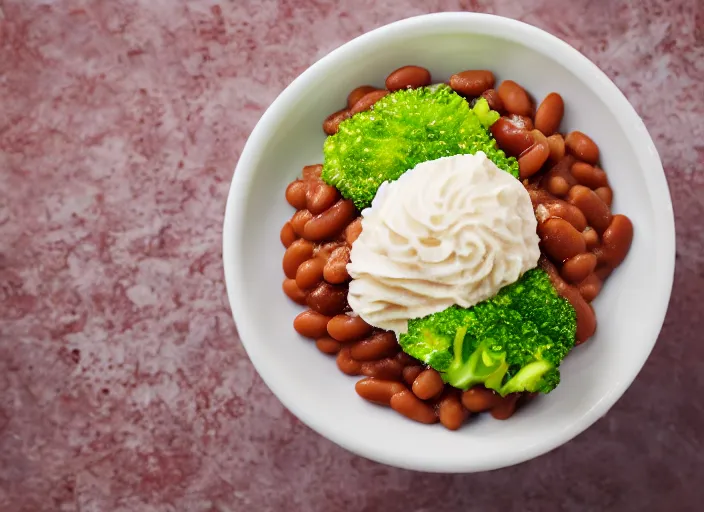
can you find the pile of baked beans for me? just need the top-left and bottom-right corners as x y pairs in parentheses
(280, 65), (633, 430)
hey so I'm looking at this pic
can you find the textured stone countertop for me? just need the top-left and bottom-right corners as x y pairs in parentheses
(1, 1), (702, 511)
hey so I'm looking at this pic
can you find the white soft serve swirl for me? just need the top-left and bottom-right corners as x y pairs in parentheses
(347, 152), (540, 334)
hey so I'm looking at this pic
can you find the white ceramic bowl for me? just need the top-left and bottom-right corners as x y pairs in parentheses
(223, 13), (675, 472)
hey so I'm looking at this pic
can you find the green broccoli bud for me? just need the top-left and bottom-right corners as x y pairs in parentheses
(399, 269), (577, 396)
(322, 85), (518, 210)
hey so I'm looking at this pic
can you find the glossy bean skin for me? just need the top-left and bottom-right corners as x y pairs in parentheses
(344, 218), (363, 245)
(322, 109), (350, 135)
(497, 80), (533, 117)
(283, 239), (314, 279)
(509, 114), (534, 131)
(336, 347), (362, 375)
(545, 175), (570, 196)
(395, 351), (418, 367)
(290, 209), (313, 237)
(306, 282), (348, 316)
(546, 133), (566, 163)
(285, 180), (307, 210)
(355, 378), (407, 406)
(565, 131), (599, 164)
(350, 90), (389, 115)
(386, 65), (431, 91)
(303, 199), (357, 241)
(449, 70), (495, 96)
(412, 369), (445, 400)
(346, 85), (376, 109)
(599, 215), (634, 268)
(570, 162), (608, 189)
(316, 336), (341, 355)
(350, 331), (399, 361)
(293, 310), (332, 339)
(561, 253), (597, 283)
(361, 357), (404, 381)
(567, 185), (612, 234)
(595, 186), (613, 207)
(480, 89), (504, 112)
(518, 137), (550, 179)
(323, 246), (351, 284)
(327, 314), (373, 342)
(490, 117), (534, 157)
(280, 222), (298, 248)
(390, 390), (438, 424)
(282, 278), (307, 305)
(534, 93), (564, 136)
(461, 387), (501, 412)
(302, 164), (323, 180)
(539, 258), (597, 343)
(535, 201), (588, 231)
(437, 392), (467, 431)
(538, 218), (587, 263)
(295, 257), (325, 290)
(578, 273), (602, 302)
(490, 394), (520, 420)
(582, 227), (600, 250)
(402, 365), (424, 387)
(306, 181), (340, 215)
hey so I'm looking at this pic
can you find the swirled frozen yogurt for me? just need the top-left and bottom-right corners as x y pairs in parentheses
(346, 152), (540, 334)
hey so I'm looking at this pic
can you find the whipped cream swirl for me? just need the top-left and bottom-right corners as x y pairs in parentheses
(347, 152), (540, 334)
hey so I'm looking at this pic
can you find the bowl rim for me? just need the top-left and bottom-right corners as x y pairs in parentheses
(222, 12), (676, 472)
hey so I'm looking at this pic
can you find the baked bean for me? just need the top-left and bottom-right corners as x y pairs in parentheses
(336, 346), (362, 375)
(306, 181), (340, 215)
(355, 378), (406, 406)
(302, 164), (322, 180)
(438, 392), (467, 431)
(412, 369), (444, 400)
(350, 331), (399, 361)
(547, 133), (566, 163)
(508, 114), (534, 131)
(395, 351), (418, 367)
(344, 218), (363, 245)
(490, 393), (520, 420)
(536, 201), (588, 232)
(315, 241), (340, 262)
(402, 365), (424, 387)
(283, 239), (314, 278)
(306, 282), (348, 316)
(541, 156), (577, 189)
(565, 131), (599, 164)
(316, 336), (342, 355)
(497, 80), (533, 117)
(386, 65), (431, 91)
(390, 390), (438, 424)
(327, 314), (373, 342)
(534, 93), (564, 136)
(490, 117), (534, 157)
(461, 387), (501, 412)
(282, 278), (307, 305)
(599, 215), (633, 268)
(481, 89), (504, 112)
(322, 109), (350, 135)
(567, 185), (612, 234)
(539, 258), (596, 343)
(291, 209), (313, 237)
(594, 264), (613, 281)
(323, 246), (351, 284)
(570, 162), (608, 189)
(285, 180), (307, 210)
(595, 186), (613, 207)
(538, 218), (587, 262)
(293, 310), (332, 339)
(518, 136), (550, 179)
(303, 199), (357, 241)
(545, 175), (570, 197)
(350, 90), (389, 115)
(280, 222), (298, 248)
(578, 273), (602, 302)
(361, 357), (404, 381)
(582, 227), (600, 250)
(449, 70), (495, 97)
(561, 253), (597, 283)
(295, 257), (325, 290)
(347, 85), (377, 109)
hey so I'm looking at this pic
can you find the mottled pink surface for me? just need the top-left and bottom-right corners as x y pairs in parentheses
(0, 0), (702, 510)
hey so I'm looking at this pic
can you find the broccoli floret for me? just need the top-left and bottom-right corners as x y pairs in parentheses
(322, 85), (518, 210)
(399, 269), (576, 396)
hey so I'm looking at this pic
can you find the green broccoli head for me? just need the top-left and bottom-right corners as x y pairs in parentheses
(399, 269), (577, 396)
(322, 85), (518, 210)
